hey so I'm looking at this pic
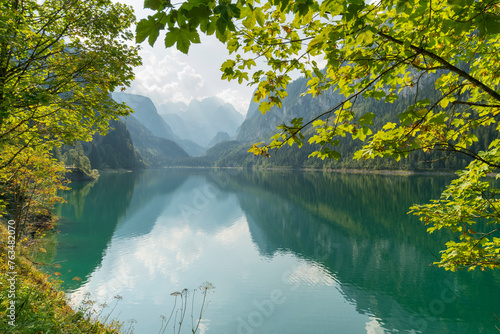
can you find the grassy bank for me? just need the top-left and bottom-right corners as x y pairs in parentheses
(0, 222), (124, 333)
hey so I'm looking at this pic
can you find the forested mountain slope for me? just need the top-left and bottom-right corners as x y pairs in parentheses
(199, 73), (496, 170)
(121, 116), (189, 167)
(58, 104), (190, 171)
(113, 92), (206, 156)
(55, 119), (145, 172)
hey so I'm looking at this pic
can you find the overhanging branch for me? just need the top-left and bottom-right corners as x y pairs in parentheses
(377, 31), (500, 103)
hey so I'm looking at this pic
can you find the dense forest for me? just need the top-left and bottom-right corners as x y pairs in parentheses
(174, 72), (496, 171)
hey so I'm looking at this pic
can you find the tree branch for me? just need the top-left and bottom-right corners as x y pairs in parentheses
(269, 54), (415, 151)
(377, 31), (500, 103)
(452, 101), (500, 109)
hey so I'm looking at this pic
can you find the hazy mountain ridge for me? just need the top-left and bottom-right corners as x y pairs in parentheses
(209, 131), (231, 147)
(121, 116), (189, 167)
(158, 97), (244, 148)
(58, 73), (484, 172)
(188, 71), (495, 171)
(114, 92), (233, 157)
(60, 93), (247, 170)
(112, 92), (177, 141)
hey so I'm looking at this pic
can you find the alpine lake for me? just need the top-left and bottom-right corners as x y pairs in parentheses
(48, 169), (500, 333)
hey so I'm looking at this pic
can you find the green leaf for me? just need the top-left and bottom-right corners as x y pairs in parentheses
(255, 10), (265, 27)
(429, 112), (446, 125)
(345, 1), (364, 22)
(188, 29), (201, 43)
(259, 101), (271, 114)
(440, 97), (450, 108)
(484, 14), (500, 35)
(358, 112), (376, 126)
(356, 30), (373, 45)
(164, 26), (201, 54)
(385, 94), (398, 103)
(291, 117), (303, 127)
(144, 0), (170, 10)
(177, 30), (192, 54)
(136, 18), (159, 44)
(164, 28), (178, 47)
(216, 18), (227, 35)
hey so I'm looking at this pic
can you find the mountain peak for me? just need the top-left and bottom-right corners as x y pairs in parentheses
(158, 97), (244, 147)
(112, 92), (176, 141)
(189, 96), (224, 108)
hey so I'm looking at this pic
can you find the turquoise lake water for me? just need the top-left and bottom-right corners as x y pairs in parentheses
(53, 169), (500, 333)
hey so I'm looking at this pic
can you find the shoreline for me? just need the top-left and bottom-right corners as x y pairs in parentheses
(307, 168), (456, 176)
(153, 165), (462, 176)
(76, 164), (499, 179)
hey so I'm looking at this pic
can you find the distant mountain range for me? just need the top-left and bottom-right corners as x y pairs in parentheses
(64, 71), (487, 173)
(112, 93), (244, 157)
(185, 71), (493, 171)
(112, 92), (178, 140)
(58, 92), (246, 171)
(158, 97), (244, 148)
(111, 92), (201, 157)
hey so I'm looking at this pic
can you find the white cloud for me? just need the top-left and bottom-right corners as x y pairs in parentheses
(116, 0), (254, 114)
(124, 45), (253, 114)
(216, 89), (251, 115)
(284, 261), (337, 287)
(127, 50), (205, 106)
(365, 317), (386, 334)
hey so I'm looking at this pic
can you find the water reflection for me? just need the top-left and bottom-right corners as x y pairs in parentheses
(54, 169), (500, 333)
(226, 171), (500, 333)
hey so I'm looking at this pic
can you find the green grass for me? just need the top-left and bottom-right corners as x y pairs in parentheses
(0, 222), (127, 334)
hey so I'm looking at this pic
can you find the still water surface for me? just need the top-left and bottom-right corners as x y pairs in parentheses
(53, 169), (500, 333)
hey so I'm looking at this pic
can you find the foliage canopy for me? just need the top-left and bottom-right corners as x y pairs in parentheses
(138, 0), (500, 271)
(0, 0), (141, 238)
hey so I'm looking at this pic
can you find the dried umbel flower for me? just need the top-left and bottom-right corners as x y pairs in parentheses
(199, 282), (215, 292)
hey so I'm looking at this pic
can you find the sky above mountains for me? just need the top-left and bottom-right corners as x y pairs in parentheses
(117, 0), (255, 115)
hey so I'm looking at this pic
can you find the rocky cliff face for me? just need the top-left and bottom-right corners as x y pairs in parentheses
(112, 92), (177, 140)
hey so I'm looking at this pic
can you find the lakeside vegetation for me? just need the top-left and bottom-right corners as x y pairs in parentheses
(0, 0), (140, 331)
(0, 223), (128, 333)
(2, 0), (500, 331)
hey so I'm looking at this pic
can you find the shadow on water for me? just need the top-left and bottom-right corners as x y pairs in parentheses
(221, 170), (500, 333)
